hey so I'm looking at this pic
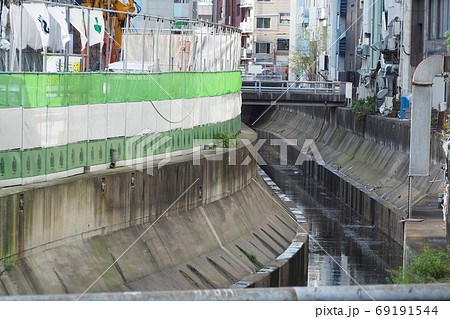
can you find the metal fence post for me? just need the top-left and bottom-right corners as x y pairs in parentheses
(142, 17), (147, 72)
(155, 17), (160, 72)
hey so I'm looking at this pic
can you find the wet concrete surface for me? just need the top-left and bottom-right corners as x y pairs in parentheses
(406, 189), (447, 253)
(259, 147), (402, 286)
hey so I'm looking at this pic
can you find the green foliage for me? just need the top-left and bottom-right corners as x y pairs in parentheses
(290, 26), (327, 81)
(212, 131), (236, 148)
(431, 114), (438, 128)
(247, 253), (257, 263)
(351, 96), (376, 119)
(445, 30), (450, 55)
(444, 121), (450, 134)
(386, 246), (450, 284)
(236, 245), (264, 269)
(392, 97), (400, 112)
(0, 259), (15, 277)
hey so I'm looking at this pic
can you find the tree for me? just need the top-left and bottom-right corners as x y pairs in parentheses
(290, 26), (327, 81)
(445, 30), (450, 55)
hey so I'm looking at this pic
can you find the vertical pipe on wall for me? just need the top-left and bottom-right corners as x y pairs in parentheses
(169, 19), (172, 71)
(86, 9), (90, 72)
(64, 6), (70, 72)
(142, 17), (147, 72)
(124, 14), (130, 72)
(199, 22), (202, 72)
(105, 0), (110, 69)
(18, 3), (22, 71)
(400, 0), (412, 95)
(155, 17), (160, 72)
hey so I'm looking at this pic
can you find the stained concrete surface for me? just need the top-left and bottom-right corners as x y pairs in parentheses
(0, 124), (307, 295)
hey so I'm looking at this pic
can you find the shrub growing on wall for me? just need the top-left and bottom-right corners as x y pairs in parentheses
(386, 246), (450, 284)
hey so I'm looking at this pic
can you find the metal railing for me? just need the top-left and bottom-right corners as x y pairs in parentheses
(0, 0), (241, 73)
(1, 283), (449, 300)
(241, 80), (343, 95)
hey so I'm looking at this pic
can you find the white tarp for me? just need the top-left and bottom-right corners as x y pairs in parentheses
(2, 92), (240, 153)
(142, 101), (158, 133)
(46, 107), (68, 147)
(122, 32), (240, 72)
(69, 8), (87, 50)
(23, 3), (50, 49)
(48, 6), (70, 52)
(68, 105), (88, 143)
(0, 108), (22, 150)
(23, 108), (47, 149)
(125, 102), (144, 136)
(154, 100), (171, 133)
(107, 103), (126, 137)
(88, 10), (104, 47)
(169, 99), (183, 131)
(88, 103), (107, 140)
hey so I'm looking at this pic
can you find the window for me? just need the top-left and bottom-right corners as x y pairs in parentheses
(280, 13), (290, 24)
(256, 43), (271, 54)
(237, 4), (240, 16)
(257, 17), (271, 29)
(277, 39), (289, 51)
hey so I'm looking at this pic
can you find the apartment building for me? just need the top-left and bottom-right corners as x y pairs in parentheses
(238, 0), (291, 69)
(141, 0), (198, 20)
(290, 0), (448, 112)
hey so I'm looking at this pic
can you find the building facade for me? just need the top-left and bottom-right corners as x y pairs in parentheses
(289, 0), (448, 112)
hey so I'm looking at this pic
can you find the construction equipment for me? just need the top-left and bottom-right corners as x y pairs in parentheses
(82, 0), (136, 60)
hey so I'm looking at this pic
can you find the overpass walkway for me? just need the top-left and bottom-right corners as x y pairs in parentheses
(241, 80), (347, 107)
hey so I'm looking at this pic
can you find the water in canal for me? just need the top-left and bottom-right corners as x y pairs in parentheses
(260, 148), (403, 287)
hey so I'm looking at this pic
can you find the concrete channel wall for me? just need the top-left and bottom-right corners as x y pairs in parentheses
(0, 126), (307, 295)
(254, 105), (445, 245)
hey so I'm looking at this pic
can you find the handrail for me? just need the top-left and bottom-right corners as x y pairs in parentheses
(241, 80), (342, 95)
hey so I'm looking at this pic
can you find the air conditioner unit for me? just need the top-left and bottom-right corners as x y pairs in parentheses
(356, 45), (370, 56)
(393, 21), (401, 36)
(319, 55), (329, 71)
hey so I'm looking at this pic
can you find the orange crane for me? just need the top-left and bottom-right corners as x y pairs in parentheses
(82, 0), (136, 60)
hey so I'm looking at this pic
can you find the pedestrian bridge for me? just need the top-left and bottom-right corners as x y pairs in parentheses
(242, 80), (347, 104)
(241, 80), (348, 125)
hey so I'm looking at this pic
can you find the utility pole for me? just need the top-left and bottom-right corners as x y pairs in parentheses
(400, 0), (412, 96)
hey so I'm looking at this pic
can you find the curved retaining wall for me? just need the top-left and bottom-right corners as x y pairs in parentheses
(254, 105), (445, 244)
(0, 125), (307, 295)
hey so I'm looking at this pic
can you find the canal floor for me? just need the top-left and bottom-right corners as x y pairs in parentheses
(260, 161), (403, 286)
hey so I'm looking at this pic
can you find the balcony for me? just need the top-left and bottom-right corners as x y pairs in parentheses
(240, 49), (253, 60)
(240, 18), (253, 33)
(240, 0), (254, 8)
(317, 8), (326, 20)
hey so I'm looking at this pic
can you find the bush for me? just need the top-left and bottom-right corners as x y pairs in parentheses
(0, 259), (14, 277)
(212, 131), (236, 148)
(386, 246), (450, 284)
(351, 96), (376, 119)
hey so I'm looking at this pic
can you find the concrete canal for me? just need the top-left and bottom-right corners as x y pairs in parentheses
(259, 146), (403, 286)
